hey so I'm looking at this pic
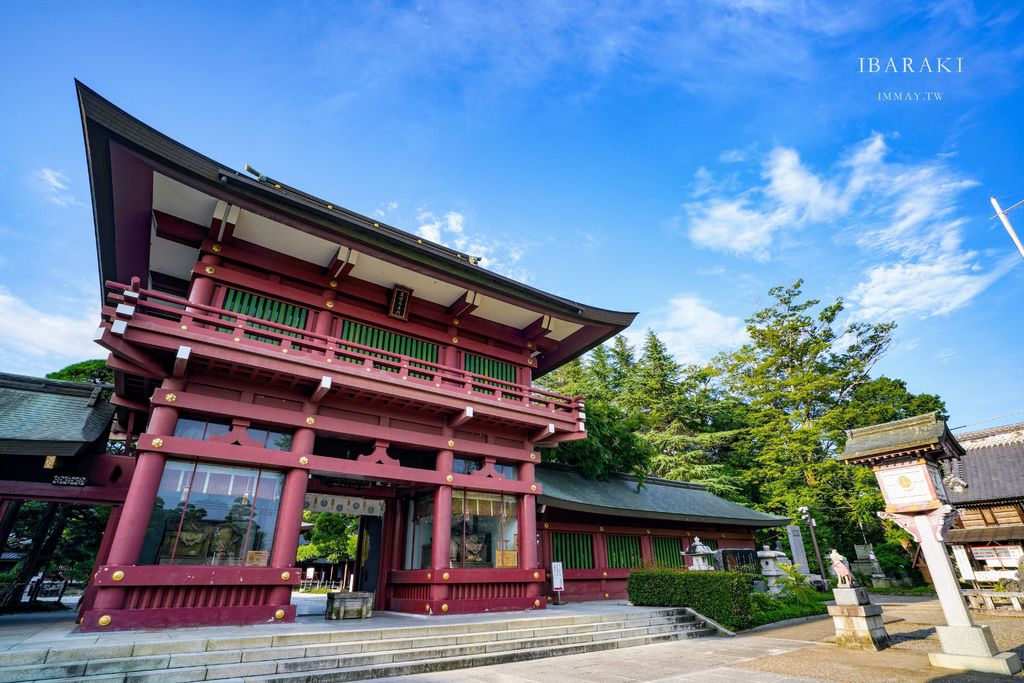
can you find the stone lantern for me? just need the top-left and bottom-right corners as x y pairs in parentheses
(684, 537), (716, 571)
(757, 545), (790, 595)
(842, 412), (1021, 675)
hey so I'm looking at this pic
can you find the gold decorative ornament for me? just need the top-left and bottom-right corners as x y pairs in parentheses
(425, 604), (430, 613)
(204, 266), (216, 275)
(274, 609), (285, 619)
(111, 570), (125, 582)
(274, 183), (282, 189)
(180, 325), (189, 331)
(282, 348), (288, 353)
(442, 572), (450, 580)
(299, 456), (309, 465)
(327, 204), (333, 209)
(441, 603), (449, 612)
(98, 615), (112, 627)
(329, 280), (338, 288)
(897, 475), (912, 489)
(602, 571), (608, 578)
(151, 438), (163, 448)
(452, 319), (460, 326)
(532, 571), (540, 580)
(599, 526), (604, 532)
(446, 474), (453, 483)
(211, 243), (222, 253)
(326, 358), (333, 363)
(281, 571), (291, 580)
(234, 337), (241, 342)
(427, 572), (432, 579)
(543, 522), (549, 529)
(604, 593), (609, 599)
(534, 599), (541, 608)
(325, 301), (335, 308)
(164, 393), (177, 403)
(447, 440), (455, 448)
(306, 416), (316, 425)
(451, 337), (458, 343)
(527, 358), (534, 366)
(646, 529), (651, 534)
(530, 484), (537, 492)
(373, 222), (379, 227)
(547, 595), (552, 602)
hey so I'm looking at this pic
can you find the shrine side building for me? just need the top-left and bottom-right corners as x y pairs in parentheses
(18, 83), (787, 631)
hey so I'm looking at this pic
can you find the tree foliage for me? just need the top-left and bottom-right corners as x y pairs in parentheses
(536, 278), (944, 560)
(45, 360), (112, 384)
(296, 511), (359, 564)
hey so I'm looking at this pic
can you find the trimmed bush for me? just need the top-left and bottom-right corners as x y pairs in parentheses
(627, 568), (753, 630)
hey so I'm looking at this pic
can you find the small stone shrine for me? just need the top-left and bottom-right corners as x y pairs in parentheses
(827, 550), (891, 650)
(757, 545), (790, 596)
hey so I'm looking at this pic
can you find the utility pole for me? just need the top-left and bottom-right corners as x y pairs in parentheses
(799, 506), (827, 581)
(991, 196), (1024, 260)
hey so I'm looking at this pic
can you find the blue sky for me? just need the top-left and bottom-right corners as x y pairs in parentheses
(1, 1), (1022, 430)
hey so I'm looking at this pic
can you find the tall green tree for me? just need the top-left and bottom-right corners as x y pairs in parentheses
(717, 280), (896, 552)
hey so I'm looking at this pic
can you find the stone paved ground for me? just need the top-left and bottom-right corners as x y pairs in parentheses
(372, 597), (1024, 682)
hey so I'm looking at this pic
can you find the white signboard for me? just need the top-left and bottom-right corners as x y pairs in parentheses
(970, 545), (1024, 568)
(877, 463), (936, 509)
(551, 562), (564, 592)
(304, 493), (386, 517)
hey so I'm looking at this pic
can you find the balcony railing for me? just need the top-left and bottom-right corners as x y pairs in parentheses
(103, 281), (582, 417)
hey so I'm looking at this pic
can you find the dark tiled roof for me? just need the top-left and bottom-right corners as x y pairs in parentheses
(535, 464), (790, 528)
(0, 373), (115, 457)
(948, 423), (1024, 506)
(842, 412), (964, 463)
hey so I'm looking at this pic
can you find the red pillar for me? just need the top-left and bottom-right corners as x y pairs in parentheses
(430, 449), (453, 607)
(78, 504), (122, 619)
(188, 255), (221, 307)
(269, 426), (312, 606)
(92, 400), (179, 610)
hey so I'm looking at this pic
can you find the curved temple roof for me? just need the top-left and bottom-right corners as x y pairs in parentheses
(75, 81), (637, 374)
(0, 373), (115, 457)
(536, 464), (790, 528)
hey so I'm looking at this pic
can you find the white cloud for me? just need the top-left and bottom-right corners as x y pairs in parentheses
(687, 197), (789, 262)
(718, 149), (748, 164)
(0, 287), (102, 375)
(682, 133), (1015, 320)
(32, 168), (79, 207)
(640, 295), (748, 365)
(414, 209), (529, 280)
(374, 201), (399, 218)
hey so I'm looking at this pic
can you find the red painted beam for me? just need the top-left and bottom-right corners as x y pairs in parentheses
(93, 564), (299, 587)
(153, 209), (205, 247)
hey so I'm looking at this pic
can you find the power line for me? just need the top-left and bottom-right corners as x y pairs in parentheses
(950, 407), (1024, 431)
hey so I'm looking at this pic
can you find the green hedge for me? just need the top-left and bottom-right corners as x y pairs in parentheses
(627, 569), (753, 630)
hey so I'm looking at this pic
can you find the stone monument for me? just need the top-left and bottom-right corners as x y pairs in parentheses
(843, 413), (1022, 675)
(826, 549), (891, 650)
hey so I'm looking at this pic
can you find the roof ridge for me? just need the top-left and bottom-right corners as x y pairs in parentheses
(0, 372), (109, 397)
(958, 421), (1024, 444)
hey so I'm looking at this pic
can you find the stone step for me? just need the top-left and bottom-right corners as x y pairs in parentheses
(1, 611), (693, 674)
(11, 609), (712, 683)
(248, 629), (715, 683)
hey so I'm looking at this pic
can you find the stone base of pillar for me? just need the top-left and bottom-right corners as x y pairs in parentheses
(928, 625), (1022, 674)
(828, 587), (890, 651)
(929, 651), (1021, 675)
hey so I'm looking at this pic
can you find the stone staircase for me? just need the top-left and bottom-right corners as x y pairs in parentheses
(0, 608), (715, 683)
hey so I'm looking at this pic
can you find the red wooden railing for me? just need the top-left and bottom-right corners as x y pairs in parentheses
(103, 281), (583, 417)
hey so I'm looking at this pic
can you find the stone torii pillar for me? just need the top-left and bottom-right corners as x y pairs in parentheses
(842, 412), (1021, 676)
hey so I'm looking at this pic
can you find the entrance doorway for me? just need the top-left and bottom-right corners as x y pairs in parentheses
(300, 492), (387, 597)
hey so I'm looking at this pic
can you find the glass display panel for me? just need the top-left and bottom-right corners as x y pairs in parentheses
(139, 460), (283, 566)
(450, 490), (519, 568)
(405, 494), (434, 569)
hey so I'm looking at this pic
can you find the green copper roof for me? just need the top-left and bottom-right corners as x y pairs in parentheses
(0, 373), (115, 457)
(535, 464), (789, 528)
(841, 411), (964, 463)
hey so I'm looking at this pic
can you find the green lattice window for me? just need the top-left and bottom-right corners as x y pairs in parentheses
(551, 532), (593, 569)
(220, 288), (309, 345)
(652, 537), (683, 568)
(340, 320), (438, 378)
(606, 535), (643, 569)
(464, 353), (518, 398)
